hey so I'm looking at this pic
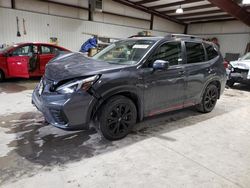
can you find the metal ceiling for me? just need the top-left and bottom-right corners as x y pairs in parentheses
(113, 0), (250, 26)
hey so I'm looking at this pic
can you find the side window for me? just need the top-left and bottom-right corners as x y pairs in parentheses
(148, 42), (182, 67)
(204, 43), (218, 60)
(185, 42), (205, 64)
(53, 47), (62, 54)
(12, 45), (32, 56)
(52, 47), (64, 54)
(41, 46), (53, 54)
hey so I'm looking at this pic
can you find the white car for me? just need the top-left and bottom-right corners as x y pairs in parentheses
(227, 52), (250, 87)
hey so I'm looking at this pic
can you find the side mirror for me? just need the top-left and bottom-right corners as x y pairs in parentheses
(153, 60), (169, 70)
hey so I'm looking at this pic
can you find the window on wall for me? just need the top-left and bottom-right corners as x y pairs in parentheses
(204, 43), (218, 60)
(185, 42), (205, 64)
(148, 42), (182, 67)
(96, 0), (103, 10)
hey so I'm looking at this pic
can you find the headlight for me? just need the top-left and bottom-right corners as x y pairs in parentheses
(56, 75), (99, 94)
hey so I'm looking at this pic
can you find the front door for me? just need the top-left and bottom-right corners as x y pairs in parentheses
(7, 45), (31, 78)
(142, 41), (186, 116)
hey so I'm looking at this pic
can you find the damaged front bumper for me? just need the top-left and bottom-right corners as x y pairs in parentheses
(32, 81), (96, 130)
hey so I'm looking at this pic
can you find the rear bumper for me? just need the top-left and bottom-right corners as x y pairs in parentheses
(32, 86), (96, 130)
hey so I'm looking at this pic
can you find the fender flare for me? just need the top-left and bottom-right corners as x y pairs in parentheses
(86, 86), (144, 124)
(198, 76), (222, 103)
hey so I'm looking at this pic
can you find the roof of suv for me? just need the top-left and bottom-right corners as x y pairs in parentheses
(129, 34), (204, 41)
(129, 34), (216, 47)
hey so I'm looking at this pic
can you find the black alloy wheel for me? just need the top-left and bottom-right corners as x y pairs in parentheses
(99, 95), (137, 140)
(197, 84), (218, 113)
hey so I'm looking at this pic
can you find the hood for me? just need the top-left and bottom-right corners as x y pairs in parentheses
(45, 52), (128, 82)
(230, 60), (250, 70)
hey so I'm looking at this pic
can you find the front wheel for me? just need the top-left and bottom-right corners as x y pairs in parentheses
(196, 84), (218, 113)
(0, 70), (5, 82)
(99, 95), (137, 140)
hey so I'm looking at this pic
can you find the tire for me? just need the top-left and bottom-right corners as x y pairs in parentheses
(226, 80), (235, 87)
(98, 95), (137, 140)
(0, 70), (5, 82)
(196, 84), (219, 113)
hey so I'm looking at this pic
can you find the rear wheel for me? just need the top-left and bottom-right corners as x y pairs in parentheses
(99, 95), (137, 140)
(0, 70), (5, 82)
(196, 84), (218, 113)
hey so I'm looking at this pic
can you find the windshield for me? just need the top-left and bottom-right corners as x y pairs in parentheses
(92, 39), (155, 65)
(241, 53), (250, 60)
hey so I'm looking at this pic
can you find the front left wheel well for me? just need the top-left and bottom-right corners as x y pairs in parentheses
(91, 91), (142, 122)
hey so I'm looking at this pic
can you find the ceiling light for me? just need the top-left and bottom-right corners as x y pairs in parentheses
(242, 0), (250, 4)
(176, 5), (183, 14)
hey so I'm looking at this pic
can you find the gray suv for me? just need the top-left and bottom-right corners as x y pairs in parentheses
(32, 34), (227, 140)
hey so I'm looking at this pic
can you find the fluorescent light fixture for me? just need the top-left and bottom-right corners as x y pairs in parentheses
(176, 5), (183, 14)
(242, 0), (250, 4)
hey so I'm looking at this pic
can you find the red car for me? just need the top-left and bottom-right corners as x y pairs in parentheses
(0, 43), (70, 81)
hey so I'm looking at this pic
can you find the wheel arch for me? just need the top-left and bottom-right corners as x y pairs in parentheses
(88, 88), (143, 124)
(200, 78), (221, 102)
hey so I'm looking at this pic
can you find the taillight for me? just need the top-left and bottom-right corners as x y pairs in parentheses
(223, 60), (228, 69)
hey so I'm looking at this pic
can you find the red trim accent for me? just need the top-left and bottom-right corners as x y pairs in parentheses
(148, 101), (195, 116)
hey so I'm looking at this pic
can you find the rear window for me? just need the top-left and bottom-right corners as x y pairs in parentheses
(41, 45), (62, 54)
(204, 43), (218, 60)
(185, 42), (205, 64)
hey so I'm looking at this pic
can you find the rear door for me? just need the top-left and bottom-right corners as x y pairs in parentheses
(7, 45), (31, 78)
(39, 45), (56, 73)
(183, 41), (212, 104)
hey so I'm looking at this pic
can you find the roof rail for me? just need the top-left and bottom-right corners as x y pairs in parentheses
(165, 34), (203, 40)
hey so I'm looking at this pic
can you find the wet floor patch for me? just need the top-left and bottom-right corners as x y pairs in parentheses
(0, 78), (39, 93)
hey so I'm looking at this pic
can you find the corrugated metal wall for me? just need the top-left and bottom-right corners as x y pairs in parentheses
(0, 0), (185, 52)
(188, 21), (250, 57)
(0, 7), (179, 51)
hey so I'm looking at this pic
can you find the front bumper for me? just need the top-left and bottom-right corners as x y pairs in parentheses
(32, 85), (96, 130)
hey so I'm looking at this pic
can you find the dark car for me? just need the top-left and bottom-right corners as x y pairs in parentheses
(32, 34), (227, 140)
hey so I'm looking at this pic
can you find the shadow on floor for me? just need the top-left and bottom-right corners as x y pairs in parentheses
(230, 83), (250, 92)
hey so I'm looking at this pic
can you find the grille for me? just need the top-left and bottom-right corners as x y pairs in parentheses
(50, 109), (68, 125)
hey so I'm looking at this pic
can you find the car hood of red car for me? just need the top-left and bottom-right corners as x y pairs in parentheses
(45, 52), (129, 82)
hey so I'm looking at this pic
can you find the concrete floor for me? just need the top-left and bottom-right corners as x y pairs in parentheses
(0, 79), (250, 188)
